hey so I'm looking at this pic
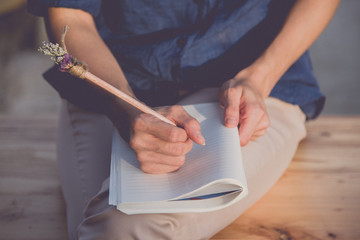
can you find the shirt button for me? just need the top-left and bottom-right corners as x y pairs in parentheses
(176, 36), (187, 48)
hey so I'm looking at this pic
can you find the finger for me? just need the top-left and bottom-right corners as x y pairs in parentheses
(137, 150), (186, 167)
(182, 118), (205, 146)
(248, 116), (270, 139)
(254, 128), (267, 137)
(238, 107), (264, 146)
(132, 113), (188, 143)
(250, 135), (260, 142)
(165, 105), (206, 145)
(140, 162), (182, 174)
(223, 88), (242, 128)
(255, 112), (271, 132)
(250, 129), (267, 141)
(162, 138), (193, 156)
(131, 134), (193, 156)
(249, 116), (270, 141)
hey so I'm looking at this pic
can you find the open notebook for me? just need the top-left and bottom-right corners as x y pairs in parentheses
(109, 102), (248, 215)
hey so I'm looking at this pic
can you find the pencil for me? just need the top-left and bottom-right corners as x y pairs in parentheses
(83, 71), (176, 126)
(38, 27), (176, 127)
(39, 30), (206, 145)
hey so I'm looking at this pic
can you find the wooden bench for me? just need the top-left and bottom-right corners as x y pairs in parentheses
(1, 115), (359, 240)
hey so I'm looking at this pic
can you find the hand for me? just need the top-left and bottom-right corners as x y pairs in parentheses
(128, 105), (205, 174)
(219, 75), (270, 146)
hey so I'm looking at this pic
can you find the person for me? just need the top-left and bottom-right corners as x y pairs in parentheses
(28, 0), (340, 239)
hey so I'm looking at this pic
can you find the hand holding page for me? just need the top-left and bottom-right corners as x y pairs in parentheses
(109, 102), (248, 215)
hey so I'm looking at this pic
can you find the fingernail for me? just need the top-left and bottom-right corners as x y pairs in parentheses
(225, 118), (237, 127)
(196, 131), (206, 146)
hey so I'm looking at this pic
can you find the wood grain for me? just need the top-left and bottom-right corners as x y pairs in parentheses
(0, 115), (359, 240)
(212, 116), (360, 240)
(0, 115), (68, 240)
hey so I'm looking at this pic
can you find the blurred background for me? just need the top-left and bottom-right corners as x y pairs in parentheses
(0, 2), (359, 239)
(0, 0), (359, 117)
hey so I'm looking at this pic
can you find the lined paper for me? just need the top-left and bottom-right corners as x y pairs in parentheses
(109, 102), (247, 211)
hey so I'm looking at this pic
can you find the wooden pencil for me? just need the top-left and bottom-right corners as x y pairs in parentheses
(84, 72), (177, 126)
(38, 25), (176, 127)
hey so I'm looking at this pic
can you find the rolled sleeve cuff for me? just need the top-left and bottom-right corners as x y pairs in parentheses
(27, 0), (101, 17)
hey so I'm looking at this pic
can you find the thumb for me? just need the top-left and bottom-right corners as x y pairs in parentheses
(223, 89), (241, 128)
(183, 118), (206, 146)
(170, 106), (206, 145)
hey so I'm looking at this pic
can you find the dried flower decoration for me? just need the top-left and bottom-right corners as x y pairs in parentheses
(38, 42), (72, 71)
(38, 26), (177, 127)
(38, 26), (88, 78)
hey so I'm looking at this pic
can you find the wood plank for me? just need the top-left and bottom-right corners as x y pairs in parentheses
(0, 115), (359, 240)
(0, 115), (68, 240)
(212, 116), (360, 240)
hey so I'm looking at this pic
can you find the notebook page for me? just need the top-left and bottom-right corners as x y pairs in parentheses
(111, 102), (246, 203)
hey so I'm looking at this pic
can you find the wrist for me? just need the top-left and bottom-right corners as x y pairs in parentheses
(109, 98), (142, 123)
(108, 98), (143, 143)
(234, 51), (289, 98)
(233, 63), (271, 98)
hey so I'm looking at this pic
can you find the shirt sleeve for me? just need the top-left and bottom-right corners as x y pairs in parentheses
(27, 0), (102, 18)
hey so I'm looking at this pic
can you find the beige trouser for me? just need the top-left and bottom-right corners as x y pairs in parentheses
(57, 88), (306, 240)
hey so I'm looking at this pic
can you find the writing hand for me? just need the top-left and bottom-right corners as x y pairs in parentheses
(128, 105), (205, 174)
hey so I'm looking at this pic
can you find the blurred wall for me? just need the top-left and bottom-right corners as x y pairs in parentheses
(310, 0), (360, 115)
(0, 2), (57, 115)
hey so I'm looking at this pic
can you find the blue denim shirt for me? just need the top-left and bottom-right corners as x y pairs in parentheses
(28, 0), (325, 119)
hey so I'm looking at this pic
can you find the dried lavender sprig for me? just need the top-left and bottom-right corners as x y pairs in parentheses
(39, 41), (88, 79)
(39, 39), (88, 80)
(38, 26), (89, 79)
(38, 42), (66, 62)
(38, 41), (76, 72)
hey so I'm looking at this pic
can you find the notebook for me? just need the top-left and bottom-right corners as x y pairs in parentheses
(109, 102), (248, 215)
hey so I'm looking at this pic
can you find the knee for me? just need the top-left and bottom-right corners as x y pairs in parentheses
(79, 198), (208, 240)
(104, 211), (189, 240)
(79, 207), (217, 240)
